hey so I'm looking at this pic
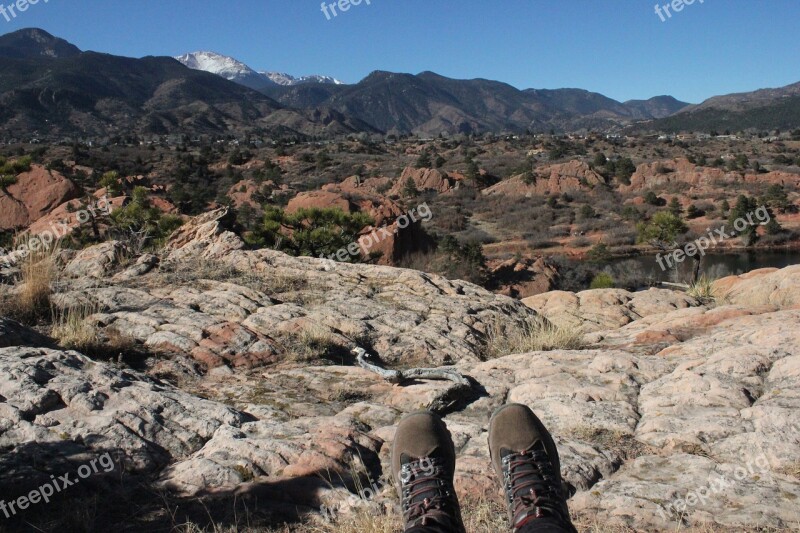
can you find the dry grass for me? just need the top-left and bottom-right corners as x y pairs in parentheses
(51, 302), (101, 351)
(50, 301), (139, 363)
(777, 461), (800, 480)
(485, 316), (586, 358)
(686, 275), (717, 303)
(156, 257), (309, 300)
(263, 496), (508, 533)
(0, 235), (60, 322)
(565, 426), (655, 461)
(285, 323), (344, 362)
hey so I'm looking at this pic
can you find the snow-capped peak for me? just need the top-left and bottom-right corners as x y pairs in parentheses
(261, 72), (345, 86)
(175, 51), (260, 82)
(175, 51), (345, 90)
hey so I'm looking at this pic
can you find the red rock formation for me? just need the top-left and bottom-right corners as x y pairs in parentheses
(621, 158), (739, 192)
(0, 165), (80, 230)
(227, 179), (273, 209)
(743, 170), (800, 187)
(489, 257), (559, 298)
(483, 160), (604, 197)
(389, 167), (456, 196)
(286, 190), (354, 214)
(325, 175), (393, 197)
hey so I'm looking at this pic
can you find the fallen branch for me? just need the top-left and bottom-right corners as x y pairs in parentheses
(353, 347), (470, 387)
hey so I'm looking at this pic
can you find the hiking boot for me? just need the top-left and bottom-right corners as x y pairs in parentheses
(489, 404), (576, 532)
(391, 411), (466, 532)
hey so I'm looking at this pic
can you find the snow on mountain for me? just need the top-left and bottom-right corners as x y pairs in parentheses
(261, 72), (345, 86)
(175, 51), (345, 91)
(174, 51), (274, 90)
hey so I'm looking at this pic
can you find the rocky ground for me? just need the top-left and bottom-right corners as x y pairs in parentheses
(1, 210), (799, 532)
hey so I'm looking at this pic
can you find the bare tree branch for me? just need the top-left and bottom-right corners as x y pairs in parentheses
(352, 347), (470, 387)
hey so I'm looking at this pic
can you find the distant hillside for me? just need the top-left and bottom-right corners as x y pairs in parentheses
(0, 29), (368, 139)
(0, 27), (80, 59)
(643, 81), (800, 132)
(262, 70), (691, 135)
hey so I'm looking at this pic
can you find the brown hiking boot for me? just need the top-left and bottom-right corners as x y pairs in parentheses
(489, 404), (577, 532)
(391, 411), (466, 532)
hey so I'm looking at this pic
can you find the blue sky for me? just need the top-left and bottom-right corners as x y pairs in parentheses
(2, 0), (798, 103)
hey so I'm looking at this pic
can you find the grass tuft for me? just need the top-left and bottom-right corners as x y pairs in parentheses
(485, 316), (585, 358)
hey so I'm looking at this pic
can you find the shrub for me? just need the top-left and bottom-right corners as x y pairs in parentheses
(579, 204), (596, 220)
(0, 174), (16, 188)
(686, 204), (703, 219)
(644, 191), (664, 206)
(587, 242), (611, 263)
(637, 211), (688, 246)
(99, 171), (123, 196)
(0, 156), (32, 183)
(110, 187), (184, 250)
(250, 207), (373, 260)
(590, 272), (615, 289)
(415, 151), (432, 168)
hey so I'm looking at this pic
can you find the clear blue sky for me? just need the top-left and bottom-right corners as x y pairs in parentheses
(3, 0), (798, 104)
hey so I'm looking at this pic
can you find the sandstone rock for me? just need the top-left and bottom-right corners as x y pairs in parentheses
(389, 167), (456, 196)
(489, 257), (559, 298)
(0, 317), (54, 348)
(63, 241), (128, 278)
(286, 190), (354, 214)
(0, 347), (248, 492)
(713, 264), (800, 308)
(622, 158), (739, 193)
(522, 287), (700, 333)
(27, 192), (124, 237)
(483, 160), (605, 198)
(3, 207), (800, 531)
(0, 166), (80, 231)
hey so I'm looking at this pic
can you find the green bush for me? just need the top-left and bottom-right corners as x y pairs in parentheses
(249, 207), (373, 260)
(110, 187), (184, 248)
(637, 211), (688, 246)
(590, 272), (615, 289)
(0, 155), (32, 175)
(587, 242), (611, 263)
(99, 171), (123, 196)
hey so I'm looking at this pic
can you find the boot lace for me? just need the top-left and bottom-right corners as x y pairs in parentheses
(400, 457), (460, 530)
(502, 442), (569, 529)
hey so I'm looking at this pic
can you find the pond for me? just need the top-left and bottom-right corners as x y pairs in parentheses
(604, 250), (800, 285)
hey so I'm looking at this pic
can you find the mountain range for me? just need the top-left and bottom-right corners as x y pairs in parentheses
(175, 51), (691, 135)
(0, 28), (797, 139)
(175, 51), (344, 91)
(0, 29), (370, 139)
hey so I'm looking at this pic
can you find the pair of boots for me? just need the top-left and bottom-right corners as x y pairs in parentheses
(391, 404), (578, 533)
